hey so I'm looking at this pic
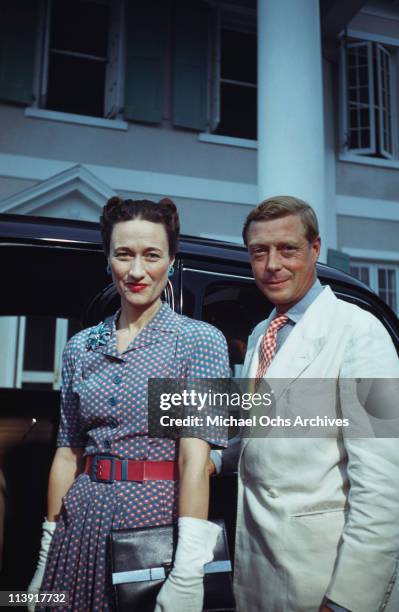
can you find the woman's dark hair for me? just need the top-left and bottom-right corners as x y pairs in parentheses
(100, 197), (180, 256)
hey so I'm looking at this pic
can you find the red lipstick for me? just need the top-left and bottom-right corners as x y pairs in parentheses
(126, 283), (148, 293)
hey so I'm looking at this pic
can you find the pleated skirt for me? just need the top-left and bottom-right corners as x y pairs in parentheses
(39, 474), (178, 612)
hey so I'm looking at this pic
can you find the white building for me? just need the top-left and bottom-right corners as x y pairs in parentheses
(0, 0), (398, 314)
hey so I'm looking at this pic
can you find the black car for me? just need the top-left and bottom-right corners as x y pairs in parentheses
(0, 212), (398, 591)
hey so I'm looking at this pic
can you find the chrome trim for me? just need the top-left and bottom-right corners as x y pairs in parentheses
(112, 567), (166, 585)
(183, 267), (253, 281)
(112, 559), (232, 585)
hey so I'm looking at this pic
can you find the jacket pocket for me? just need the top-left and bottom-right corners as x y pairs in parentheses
(287, 508), (347, 554)
(290, 507), (347, 519)
(284, 510), (347, 610)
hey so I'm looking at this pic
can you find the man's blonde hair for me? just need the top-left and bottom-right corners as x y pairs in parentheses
(242, 195), (319, 245)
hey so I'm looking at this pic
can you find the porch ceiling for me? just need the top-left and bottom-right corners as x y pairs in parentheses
(320, 0), (369, 39)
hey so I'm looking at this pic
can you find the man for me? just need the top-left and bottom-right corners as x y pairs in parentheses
(215, 196), (399, 612)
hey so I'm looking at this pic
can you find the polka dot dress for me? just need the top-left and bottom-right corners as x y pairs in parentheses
(39, 303), (229, 611)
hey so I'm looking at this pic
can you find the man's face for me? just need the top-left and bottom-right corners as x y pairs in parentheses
(246, 214), (321, 312)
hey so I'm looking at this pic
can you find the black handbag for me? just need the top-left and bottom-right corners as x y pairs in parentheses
(109, 519), (235, 611)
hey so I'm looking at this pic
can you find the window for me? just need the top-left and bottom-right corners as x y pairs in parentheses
(378, 267), (397, 313)
(0, 242), (108, 391)
(210, 11), (257, 140)
(350, 262), (398, 314)
(350, 264), (370, 286)
(340, 38), (395, 159)
(34, 0), (124, 118)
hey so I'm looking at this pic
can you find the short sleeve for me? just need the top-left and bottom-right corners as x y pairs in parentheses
(185, 322), (230, 379)
(181, 322), (230, 448)
(56, 336), (85, 448)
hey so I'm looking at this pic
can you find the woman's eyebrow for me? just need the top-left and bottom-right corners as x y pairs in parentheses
(113, 245), (163, 251)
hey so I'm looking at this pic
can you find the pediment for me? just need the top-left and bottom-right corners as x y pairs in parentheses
(0, 165), (116, 220)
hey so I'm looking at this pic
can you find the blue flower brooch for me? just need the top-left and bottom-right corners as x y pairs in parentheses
(86, 321), (112, 351)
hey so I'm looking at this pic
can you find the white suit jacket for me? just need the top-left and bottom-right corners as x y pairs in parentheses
(233, 285), (399, 612)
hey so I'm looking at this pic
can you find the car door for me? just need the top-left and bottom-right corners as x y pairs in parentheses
(0, 240), (107, 589)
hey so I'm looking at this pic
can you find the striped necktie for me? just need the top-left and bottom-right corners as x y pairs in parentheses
(255, 314), (289, 388)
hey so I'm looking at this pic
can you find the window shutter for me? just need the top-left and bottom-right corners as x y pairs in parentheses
(105, 0), (124, 118)
(124, 0), (168, 123)
(173, 0), (209, 130)
(0, 1), (39, 105)
(209, 7), (221, 133)
(376, 43), (393, 160)
(344, 41), (376, 155)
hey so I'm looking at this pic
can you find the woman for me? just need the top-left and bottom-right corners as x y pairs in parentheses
(28, 197), (230, 611)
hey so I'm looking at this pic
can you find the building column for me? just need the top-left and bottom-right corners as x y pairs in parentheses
(257, 0), (326, 259)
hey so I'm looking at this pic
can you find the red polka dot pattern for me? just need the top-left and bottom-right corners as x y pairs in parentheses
(39, 303), (229, 611)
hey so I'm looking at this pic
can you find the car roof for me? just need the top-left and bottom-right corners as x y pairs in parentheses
(0, 211), (375, 287)
(1, 212), (398, 350)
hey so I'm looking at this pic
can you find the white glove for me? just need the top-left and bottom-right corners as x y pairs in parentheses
(154, 517), (222, 612)
(27, 519), (57, 612)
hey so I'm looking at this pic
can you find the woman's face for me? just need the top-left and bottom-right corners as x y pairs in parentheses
(108, 218), (173, 311)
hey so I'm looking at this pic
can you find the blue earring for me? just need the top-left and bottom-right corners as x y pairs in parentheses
(106, 264), (112, 276)
(168, 265), (174, 278)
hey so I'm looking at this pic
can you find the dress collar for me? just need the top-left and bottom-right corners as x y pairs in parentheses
(109, 301), (179, 335)
(90, 301), (179, 359)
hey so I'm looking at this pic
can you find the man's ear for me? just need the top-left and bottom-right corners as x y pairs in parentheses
(312, 236), (321, 261)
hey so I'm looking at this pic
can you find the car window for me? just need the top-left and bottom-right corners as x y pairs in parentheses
(0, 315), (82, 392)
(182, 269), (399, 364)
(181, 268), (273, 374)
(0, 242), (109, 584)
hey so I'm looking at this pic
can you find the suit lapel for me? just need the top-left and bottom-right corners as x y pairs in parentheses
(240, 287), (337, 450)
(243, 286), (338, 398)
(265, 331), (325, 401)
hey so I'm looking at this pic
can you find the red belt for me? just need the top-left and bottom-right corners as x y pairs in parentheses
(85, 455), (179, 483)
